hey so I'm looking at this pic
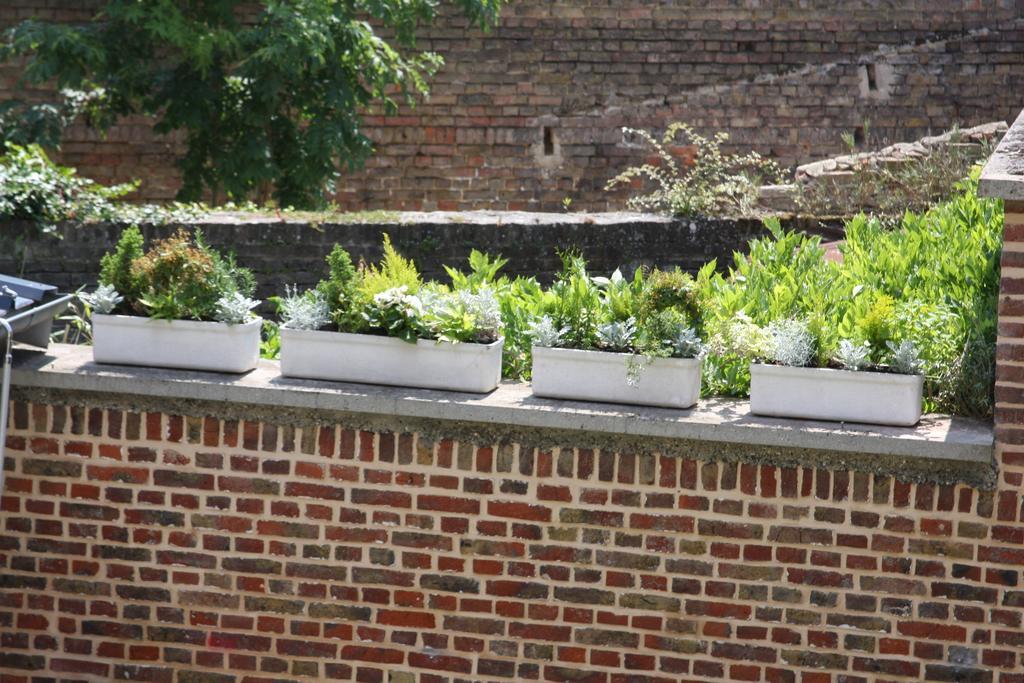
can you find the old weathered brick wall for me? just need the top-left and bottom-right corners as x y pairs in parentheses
(0, 391), (1018, 682)
(0, 214), (840, 298)
(2, 2), (1023, 210)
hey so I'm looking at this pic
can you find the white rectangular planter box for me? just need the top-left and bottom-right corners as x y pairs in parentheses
(749, 363), (924, 426)
(531, 346), (701, 409)
(92, 314), (261, 374)
(279, 329), (503, 393)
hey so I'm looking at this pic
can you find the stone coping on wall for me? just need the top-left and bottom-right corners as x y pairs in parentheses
(198, 209), (675, 226)
(10, 345), (994, 480)
(979, 107), (1024, 200)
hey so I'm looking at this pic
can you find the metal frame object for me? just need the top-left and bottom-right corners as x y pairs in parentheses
(0, 275), (73, 495)
(0, 319), (11, 494)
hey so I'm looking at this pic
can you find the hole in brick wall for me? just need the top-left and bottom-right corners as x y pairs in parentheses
(738, 41), (756, 53)
(865, 63), (878, 92)
(621, 129), (644, 148)
(853, 125), (865, 146)
(543, 126), (555, 156)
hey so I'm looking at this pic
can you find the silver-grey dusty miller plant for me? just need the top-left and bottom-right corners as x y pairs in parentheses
(597, 317), (637, 352)
(767, 318), (815, 367)
(528, 315), (568, 348)
(835, 339), (870, 371)
(214, 292), (260, 325)
(82, 283), (122, 315)
(280, 286), (330, 331)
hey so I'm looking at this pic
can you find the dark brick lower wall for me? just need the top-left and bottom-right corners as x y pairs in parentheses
(0, 214), (840, 300)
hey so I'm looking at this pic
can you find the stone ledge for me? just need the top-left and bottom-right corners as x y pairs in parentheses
(979, 108), (1024, 201)
(11, 345), (993, 473)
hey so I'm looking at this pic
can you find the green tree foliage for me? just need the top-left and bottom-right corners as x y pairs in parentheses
(2, 0), (503, 208)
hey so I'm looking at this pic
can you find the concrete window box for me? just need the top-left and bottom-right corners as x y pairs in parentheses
(749, 363), (924, 426)
(280, 329), (503, 393)
(531, 346), (701, 409)
(92, 314), (261, 374)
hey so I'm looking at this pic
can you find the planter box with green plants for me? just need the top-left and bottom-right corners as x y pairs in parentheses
(745, 318), (925, 426)
(699, 174), (1000, 427)
(84, 227), (261, 373)
(67, 170), (998, 427)
(277, 237), (504, 393)
(529, 256), (705, 409)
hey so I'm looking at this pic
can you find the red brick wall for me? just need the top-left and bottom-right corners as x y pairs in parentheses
(2, 2), (1023, 210)
(0, 397), (1019, 682)
(997, 201), (1024, 493)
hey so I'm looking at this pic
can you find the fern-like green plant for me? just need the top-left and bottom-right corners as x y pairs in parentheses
(359, 233), (421, 298)
(444, 250), (509, 291)
(545, 252), (603, 349)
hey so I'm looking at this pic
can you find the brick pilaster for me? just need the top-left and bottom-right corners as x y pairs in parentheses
(997, 200), (1024, 486)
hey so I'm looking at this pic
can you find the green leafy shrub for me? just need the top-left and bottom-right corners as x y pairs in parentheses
(494, 277), (547, 380)
(0, 144), (199, 235)
(698, 172), (1001, 415)
(280, 238), (505, 347)
(443, 249), (546, 378)
(606, 123), (783, 217)
(544, 254), (605, 349)
(0, 144), (135, 235)
(529, 258), (705, 363)
(98, 225), (146, 303)
(95, 227), (257, 322)
(316, 244), (363, 332)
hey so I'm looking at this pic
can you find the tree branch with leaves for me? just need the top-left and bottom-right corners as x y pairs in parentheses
(1, 0), (503, 208)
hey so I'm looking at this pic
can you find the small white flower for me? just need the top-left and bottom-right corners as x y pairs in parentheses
(373, 286), (424, 317)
